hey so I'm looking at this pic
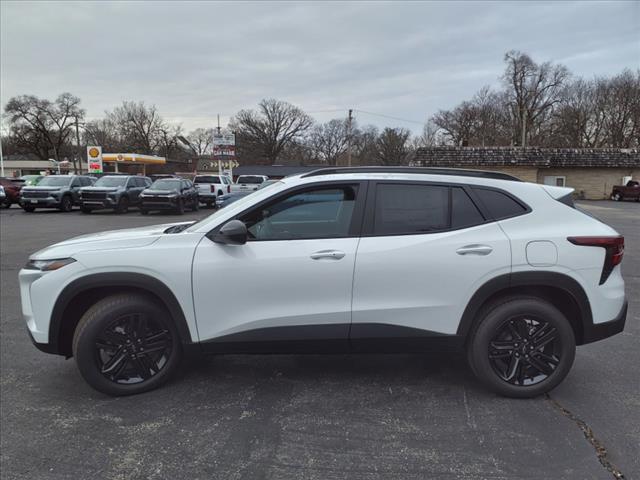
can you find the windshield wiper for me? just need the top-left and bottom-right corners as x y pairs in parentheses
(164, 222), (196, 234)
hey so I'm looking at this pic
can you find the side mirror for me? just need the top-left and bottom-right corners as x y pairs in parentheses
(213, 220), (247, 245)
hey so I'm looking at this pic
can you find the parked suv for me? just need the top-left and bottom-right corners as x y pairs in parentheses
(140, 177), (199, 214)
(79, 175), (151, 213)
(20, 167), (626, 397)
(194, 174), (232, 207)
(0, 177), (22, 208)
(20, 175), (95, 212)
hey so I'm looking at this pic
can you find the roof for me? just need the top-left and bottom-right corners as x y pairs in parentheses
(414, 147), (640, 168)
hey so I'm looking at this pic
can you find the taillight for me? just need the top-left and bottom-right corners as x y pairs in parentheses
(210, 185), (215, 193)
(567, 236), (624, 285)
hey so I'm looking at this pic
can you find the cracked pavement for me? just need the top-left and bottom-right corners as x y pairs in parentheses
(0, 200), (638, 479)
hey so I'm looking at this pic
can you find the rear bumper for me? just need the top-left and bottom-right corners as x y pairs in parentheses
(582, 300), (627, 344)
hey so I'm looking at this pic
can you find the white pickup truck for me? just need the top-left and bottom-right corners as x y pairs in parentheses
(193, 174), (232, 207)
(230, 175), (269, 194)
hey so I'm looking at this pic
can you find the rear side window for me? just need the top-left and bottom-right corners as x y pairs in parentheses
(195, 176), (220, 184)
(452, 188), (485, 228)
(472, 188), (527, 220)
(374, 184), (449, 235)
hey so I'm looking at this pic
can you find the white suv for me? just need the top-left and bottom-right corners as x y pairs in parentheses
(19, 167), (627, 397)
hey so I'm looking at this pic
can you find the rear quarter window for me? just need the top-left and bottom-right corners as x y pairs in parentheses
(472, 188), (527, 220)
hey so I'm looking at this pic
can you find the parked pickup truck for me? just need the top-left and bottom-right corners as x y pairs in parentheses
(611, 180), (640, 201)
(193, 174), (232, 207)
(230, 175), (269, 194)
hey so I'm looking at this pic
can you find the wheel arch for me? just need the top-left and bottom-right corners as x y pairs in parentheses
(50, 272), (194, 357)
(458, 272), (593, 345)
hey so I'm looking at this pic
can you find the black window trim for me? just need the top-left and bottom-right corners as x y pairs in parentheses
(206, 180), (369, 242)
(361, 180), (529, 237)
(468, 185), (532, 221)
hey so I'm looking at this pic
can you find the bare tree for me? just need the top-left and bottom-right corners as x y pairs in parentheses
(84, 118), (120, 152)
(309, 118), (349, 165)
(186, 128), (215, 156)
(4, 93), (83, 160)
(503, 50), (570, 147)
(107, 101), (166, 154)
(230, 98), (313, 164)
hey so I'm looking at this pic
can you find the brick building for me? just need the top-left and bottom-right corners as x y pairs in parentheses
(414, 147), (640, 200)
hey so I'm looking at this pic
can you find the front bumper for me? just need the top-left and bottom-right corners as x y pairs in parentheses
(141, 197), (179, 210)
(80, 197), (118, 209)
(582, 300), (627, 344)
(20, 196), (61, 208)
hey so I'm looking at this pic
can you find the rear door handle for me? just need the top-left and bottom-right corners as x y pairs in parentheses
(456, 244), (493, 256)
(310, 250), (346, 260)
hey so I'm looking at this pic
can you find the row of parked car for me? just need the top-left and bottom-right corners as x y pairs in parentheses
(0, 173), (274, 214)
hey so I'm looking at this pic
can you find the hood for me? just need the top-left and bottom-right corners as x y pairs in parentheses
(30, 221), (193, 259)
(22, 186), (64, 192)
(81, 186), (120, 193)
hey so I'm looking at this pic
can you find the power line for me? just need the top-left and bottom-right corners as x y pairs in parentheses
(353, 109), (425, 126)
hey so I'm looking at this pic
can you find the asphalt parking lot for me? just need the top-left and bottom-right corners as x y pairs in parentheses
(0, 201), (638, 480)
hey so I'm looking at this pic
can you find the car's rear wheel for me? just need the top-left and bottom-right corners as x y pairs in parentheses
(116, 197), (129, 214)
(73, 294), (182, 396)
(467, 296), (575, 398)
(59, 195), (73, 212)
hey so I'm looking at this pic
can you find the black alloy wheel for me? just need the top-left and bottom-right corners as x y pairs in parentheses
(116, 196), (129, 214)
(95, 313), (172, 385)
(467, 296), (575, 398)
(60, 195), (73, 212)
(488, 316), (560, 386)
(73, 294), (182, 396)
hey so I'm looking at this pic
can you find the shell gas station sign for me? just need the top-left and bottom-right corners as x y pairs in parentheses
(87, 146), (103, 173)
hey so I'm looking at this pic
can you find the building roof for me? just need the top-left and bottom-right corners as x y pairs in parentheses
(223, 165), (323, 177)
(414, 147), (640, 168)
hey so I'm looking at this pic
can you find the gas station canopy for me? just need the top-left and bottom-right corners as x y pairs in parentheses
(101, 153), (166, 174)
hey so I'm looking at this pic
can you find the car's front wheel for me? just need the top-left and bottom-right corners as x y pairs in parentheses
(611, 192), (622, 201)
(72, 294), (182, 396)
(467, 296), (575, 398)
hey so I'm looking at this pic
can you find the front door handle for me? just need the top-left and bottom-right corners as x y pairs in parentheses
(310, 250), (346, 260)
(456, 244), (493, 256)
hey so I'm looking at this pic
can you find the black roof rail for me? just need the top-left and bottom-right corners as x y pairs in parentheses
(301, 166), (523, 182)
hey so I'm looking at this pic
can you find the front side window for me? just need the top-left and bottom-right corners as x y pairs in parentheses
(240, 185), (359, 241)
(374, 184), (449, 235)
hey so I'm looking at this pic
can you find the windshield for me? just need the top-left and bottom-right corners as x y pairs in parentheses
(38, 176), (72, 187)
(94, 176), (128, 187)
(187, 180), (284, 231)
(151, 179), (181, 190)
(237, 176), (265, 184)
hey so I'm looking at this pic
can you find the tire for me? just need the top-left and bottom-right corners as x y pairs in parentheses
(80, 206), (93, 214)
(2, 198), (11, 209)
(191, 198), (199, 212)
(140, 208), (149, 215)
(22, 205), (36, 213)
(175, 198), (184, 215)
(72, 294), (183, 396)
(59, 195), (73, 212)
(116, 196), (129, 214)
(467, 296), (575, 398)
(611, 193), (622, 201)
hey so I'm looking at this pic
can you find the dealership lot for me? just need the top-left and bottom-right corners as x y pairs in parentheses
(0, 202), (638, 479)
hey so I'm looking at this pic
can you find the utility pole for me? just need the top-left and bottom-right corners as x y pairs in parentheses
(216, 114), (222, 176)
(74, 116), (81, 173)
(346, 109), (353, 167)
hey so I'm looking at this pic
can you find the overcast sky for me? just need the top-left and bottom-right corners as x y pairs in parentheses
(1, 0), (638, 134)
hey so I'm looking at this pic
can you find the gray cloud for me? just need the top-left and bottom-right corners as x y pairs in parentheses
(1, 0), (638, 133)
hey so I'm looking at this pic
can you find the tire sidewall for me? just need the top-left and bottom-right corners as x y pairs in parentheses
(60, 195), (72, 212)
(73, 295), (182, 396)
(468, 298), (576, 398)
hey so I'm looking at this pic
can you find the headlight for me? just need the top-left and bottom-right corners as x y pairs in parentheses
(24, 258), (76, 271)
